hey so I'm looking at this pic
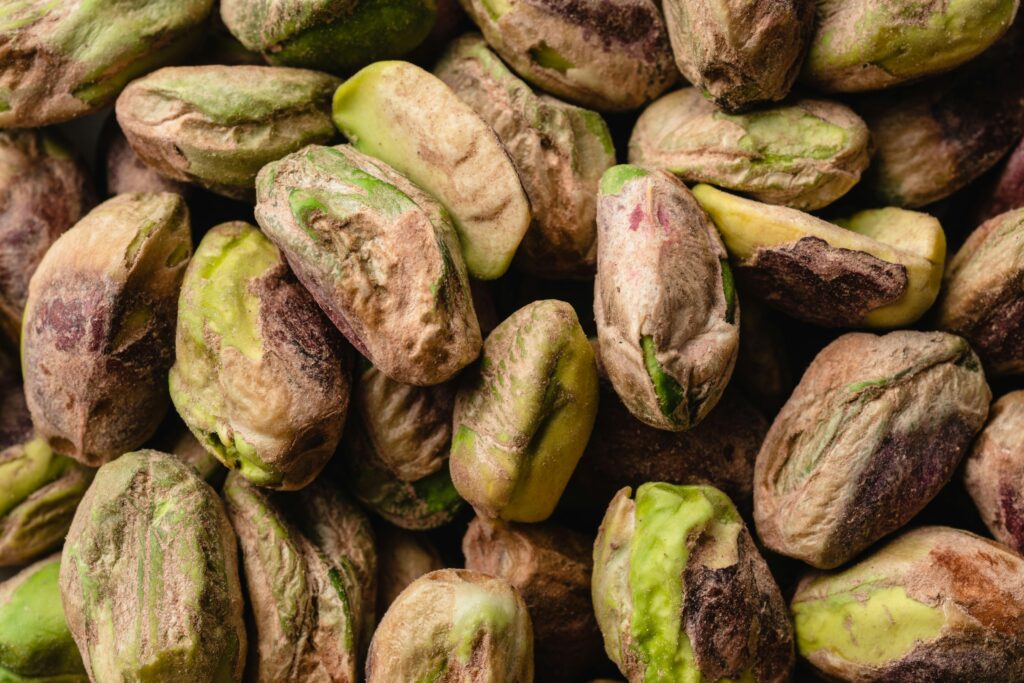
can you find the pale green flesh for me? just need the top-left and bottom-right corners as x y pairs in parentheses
(600, 164), (650, 196)
(641, 336), (685, 422)
(447, 582), (516, 663)
(713, 108), (849, 165)
(0, 438), (64, 517)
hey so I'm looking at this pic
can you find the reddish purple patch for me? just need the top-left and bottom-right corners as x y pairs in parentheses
(628, 204), (644, 231)
(999, 483), (1024, 550)
(657, 205), (672, 234)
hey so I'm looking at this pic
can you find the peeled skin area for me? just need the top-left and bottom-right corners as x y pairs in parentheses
(592, 484), (794, 683)
(169, 221), (350, 491)
(375, 525), (444, 614)
(964, 390), (1024, 553)
(458, 0), (677, 112)
(435, 34), (616, 279)
(693, 184), (946, 329)
(256, 144), (481, 386)
(754, 331), (991, 569)
(802, 0), (1019, 92)
(937, 209), (1024, 377)
(792, 526), (1024, 682)
(0, 0), (214, 127)
(60, 450), (246, 682)
(22, 193), (192, 467)
(451, 299), (599, 522)
(662, 0), (814, 112)
(366, 569), (533, 683)
(630, 89), (870, 211)
(596, 167), (738, 432)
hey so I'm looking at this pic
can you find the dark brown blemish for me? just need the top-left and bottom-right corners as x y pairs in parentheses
(998, 483), (1024, 552)
(875, 635), (1024, 683)
(960, 275), (1024, 373)
(524, 0), (663, 50)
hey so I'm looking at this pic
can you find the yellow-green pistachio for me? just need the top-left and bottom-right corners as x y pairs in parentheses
(435, 34), (616, 278)
(375, 525), (444, 615)
(223, 472), (377, 682)
(596, 167), (738, 431)
(630, 88), (870, 211)
(754, 331), (991, 569)
(662, 0), (814, 112)
(592, 483), (794, 683)
(693, 184), (946, 328)
(116, 65), (341, 201)
(792, 526), (1024, 682)
(332, 60), (531, 280)
(451, 299), (599, 522)
(256, 144), (481, 385)
(101, 121), (188, 196)
(366, 569), (534, 683)
(0, 0), (214, 127)
(60, 450), (246, 682)
(22, 193), (192, 466)
(458, 0), (677, 111)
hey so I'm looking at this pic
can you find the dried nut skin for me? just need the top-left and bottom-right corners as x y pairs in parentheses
(936, 209), (1024, 376)
(256, 144), (481, 386)
(435, 34), (616, 278)
(693, 184), (946, 328)
(366, 568), (534, 683)
(60, 450), (246, 682)
(220, 0), (437, 72)
(964, 390), (1024, 553)
(977, 138), (1024, 222)
(22, 193), (192, 466)
(0, 130), (93, 346)
(332, 61), (531, 280)
(463, 518), (602, 683)
(629, 89), (870, 211)
(116, 65), (341, 201)
(792, 526), (1024, 682)
(592, 484), (794, 683)
(0, 554), (87, 682)
(754, 331), (991, 569)
(662, 0), (814, 112)
(458, 0), (677, 111)
(375, 525), (444, 614)
(103, 124), (188, 196)
(596, 166), (739, 431)
(223, 472), (377, 683)
(802, 0), (1019, 92)
(451, 299), (599, 522)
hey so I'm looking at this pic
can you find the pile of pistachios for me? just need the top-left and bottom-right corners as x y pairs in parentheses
(3, 0), (1024, 681)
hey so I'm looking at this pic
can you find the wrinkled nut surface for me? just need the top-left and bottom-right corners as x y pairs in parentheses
(22, 193), (192, 466)
(792, 526), (1024, 682)
(375, 525), (444, 614)
(0, 554), (87, 683)
(60, 450), (246, 682)
(694, 184), (945, 328)
(116, 65), (340, 200)
(937, 209), (1024, 376)
(223, 472), (377, 683)
(593, 483), (794, 683)
(802, 0), (1019, 92)
(333, 60), (531, 280)
(964, 390), (1024, 554)
(256, 144), (481, 385)
(367, 568), (533, 683)
(630, 89), (870, 211)
(754, 331), (991, 569)
(435, 34), (616, 279)
(102, 123), (188, 196)
(596, 166), (738, 431)
(463, 517), (602, 683)
(170, 221), (349, 490)
(662, 0), (813, 112)
(162, 420), (226, 484)
(451, 299), (599, 522)
(458, 0), (677, 111)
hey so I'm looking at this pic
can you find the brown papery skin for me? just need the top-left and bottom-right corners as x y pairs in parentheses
(375, 525), (444, 615)
(102, 123), (188, 197)
(976, 137), (1024, 223)
(965, 391), (1024, 553)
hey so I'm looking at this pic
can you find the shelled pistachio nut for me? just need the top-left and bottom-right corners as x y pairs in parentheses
(60, 450), (246, 682)
(596, 167), (738, 431)
(435, 34), (616, 278)
(256, 144), (481, 385)
(332, 60), (531, 280)
(161, 419), (226, 484)
(170, 221), (350, 490)
(593, 483), (794, 683)
(451, 299), (598, 522)
(630, 89), (870, 211)
(376, 525), (444, 614)
(792, 526), (1024, 682)
(754, 331), (991, 569)
(367, 568), (533, 683)
(693, 184), (946, 328)
(22, 193), (191, 466)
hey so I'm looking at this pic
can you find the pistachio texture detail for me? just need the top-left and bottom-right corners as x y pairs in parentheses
(754, 331), (991, 569)
(976, 136), (1024, 223)
(102, 122), (188, 197)
(375, 525), (444, 615)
